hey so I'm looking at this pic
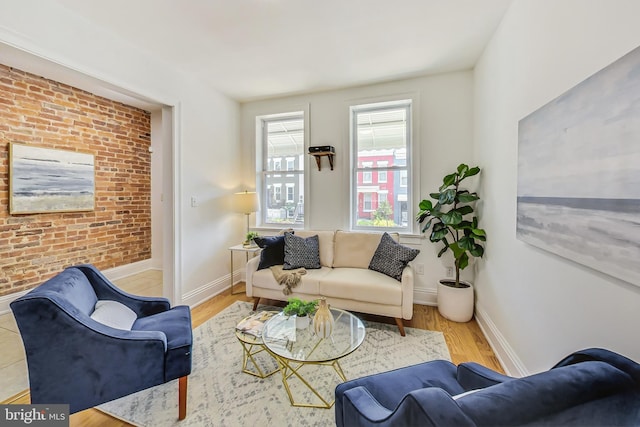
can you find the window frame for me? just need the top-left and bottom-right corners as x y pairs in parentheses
(349, 99), (414, 233)
(256, 110), (307, 229)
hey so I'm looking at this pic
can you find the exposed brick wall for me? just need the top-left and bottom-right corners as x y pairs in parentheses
(0, 64), (151, 297)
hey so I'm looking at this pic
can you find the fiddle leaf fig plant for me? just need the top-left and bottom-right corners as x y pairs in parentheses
(417, 163), (486, 288)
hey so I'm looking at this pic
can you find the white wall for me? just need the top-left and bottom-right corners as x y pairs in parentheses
(240, 72), (475, 302)
(0, 1), (243, 303)
(474, 0), (640, 374)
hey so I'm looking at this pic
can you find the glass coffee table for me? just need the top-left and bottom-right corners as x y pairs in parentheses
(262, 307), (365, 408)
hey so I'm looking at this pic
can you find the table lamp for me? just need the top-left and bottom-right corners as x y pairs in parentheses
(234, 190), (259, 240)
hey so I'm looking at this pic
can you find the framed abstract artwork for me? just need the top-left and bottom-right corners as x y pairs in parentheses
(9, 143), (95, 214)
(517, 45), (640, 286)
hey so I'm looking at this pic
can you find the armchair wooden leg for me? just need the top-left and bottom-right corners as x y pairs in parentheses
(178, 375), (188, 420)
(252, 297), (260, 311)
(395, 318), (406, 337)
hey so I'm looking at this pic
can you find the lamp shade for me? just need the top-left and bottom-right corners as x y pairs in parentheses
(233, 191), (259, 214)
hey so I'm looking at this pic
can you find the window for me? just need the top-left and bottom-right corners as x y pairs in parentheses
(363, 193), (373, 212)
(362, 162), (373, 183)
(258, 112), (305, 226)
(378, 161), (388, 183)
(286, 184), (295, 203)
(273, 185), (282, 202)
(286, 157), (295, 171)
(351, 100), (412, 231)
(399, 170), (408, 187)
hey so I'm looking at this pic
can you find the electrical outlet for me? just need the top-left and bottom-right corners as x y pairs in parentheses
(415, 264), (424, 275)
(446, 267), (454, 277)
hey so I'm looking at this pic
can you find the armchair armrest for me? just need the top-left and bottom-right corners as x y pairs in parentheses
(341, 386), (476, 427)
(457, 362), (513, 390)
(76, 264), (170, 317)
(341, 386), (392, 424)
(86, 317), (168, 351)
(457, 361), (636, 426)
(552, 347), (640, 384)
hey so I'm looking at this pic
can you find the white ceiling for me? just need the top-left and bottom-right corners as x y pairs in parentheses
(51, 0), (512, 102)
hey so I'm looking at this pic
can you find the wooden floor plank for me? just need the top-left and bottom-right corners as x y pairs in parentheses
(5, 282), (503, 426)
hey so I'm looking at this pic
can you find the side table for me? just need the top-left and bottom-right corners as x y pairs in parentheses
(229, 244), (261, 295)
(235, 311), (280, 378)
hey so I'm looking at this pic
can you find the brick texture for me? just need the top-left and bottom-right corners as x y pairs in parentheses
(0, 64), (151, 297)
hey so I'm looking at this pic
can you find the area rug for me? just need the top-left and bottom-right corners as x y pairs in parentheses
(98, 301), (451, 427)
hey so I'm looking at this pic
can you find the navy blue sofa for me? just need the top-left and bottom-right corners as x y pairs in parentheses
(10, 264), (192, 419)
(335, 348), (640, 426)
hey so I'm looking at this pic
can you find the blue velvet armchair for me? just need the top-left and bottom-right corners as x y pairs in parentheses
(10, 264), (193, 420)
(335, 348), (640, 426)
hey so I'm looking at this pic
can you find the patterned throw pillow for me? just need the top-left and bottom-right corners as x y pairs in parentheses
(369, 232), (420, 281)
(253, 235), (286, 270)
(283, 232), (321, 270)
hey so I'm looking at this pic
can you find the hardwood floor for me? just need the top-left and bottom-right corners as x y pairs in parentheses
(3, 281), (503, 427)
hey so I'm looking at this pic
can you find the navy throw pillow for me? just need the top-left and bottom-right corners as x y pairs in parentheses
(369, 232), (420, 281)
(254, 235), (286, 270)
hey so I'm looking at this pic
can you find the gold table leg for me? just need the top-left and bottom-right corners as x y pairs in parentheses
(238, 340), (279, 378)
(272, 355), (347, 408)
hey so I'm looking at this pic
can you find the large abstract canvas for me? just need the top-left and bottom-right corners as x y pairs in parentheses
(9, 143), (95, 214)
(517, 46), (640, 286)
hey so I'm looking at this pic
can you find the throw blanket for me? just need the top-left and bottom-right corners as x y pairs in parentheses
(270, 266), (307, 295)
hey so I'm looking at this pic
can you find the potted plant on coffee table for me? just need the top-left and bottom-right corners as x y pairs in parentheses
(417, 163), (486, 322)
(283, 297), (318, 329)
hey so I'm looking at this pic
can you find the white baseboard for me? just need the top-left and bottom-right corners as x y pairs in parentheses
(413, 288), (437, 306)
(102, 259), (156, 281)
(0, 260), (156, 315)
(182, 275), (231, 309)
(414, 290), (527, 377)
(0, 289), (29, 316)
(475, 304), (529, 377)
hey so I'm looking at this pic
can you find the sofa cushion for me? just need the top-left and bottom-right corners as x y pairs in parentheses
(251, 267), (332, 295)
(284, 232), (321, 270)
(253, 235), (286, 270)
(319, 268), (402, 306)
(369, 232), (420, 281)
(295, 230), (335, 267)
(332, 231), (399, 268)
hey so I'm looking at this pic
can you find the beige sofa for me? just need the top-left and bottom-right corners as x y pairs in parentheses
(245, 230), (415, 336)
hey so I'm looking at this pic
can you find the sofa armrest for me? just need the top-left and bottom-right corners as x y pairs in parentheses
(76, 264), (170, 317)
(246, 256), (260, 297)
(400, 265), (415, 320)
(457, 362), (513, 390)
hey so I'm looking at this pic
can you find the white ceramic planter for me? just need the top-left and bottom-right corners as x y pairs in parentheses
(437, 280), (474, 323)
(295, 315), (310, 329)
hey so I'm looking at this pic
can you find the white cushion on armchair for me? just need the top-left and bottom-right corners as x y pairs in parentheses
(90, 300), (137, 330)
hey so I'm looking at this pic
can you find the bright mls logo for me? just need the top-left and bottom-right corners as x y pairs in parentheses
(1, 405), (69, 426)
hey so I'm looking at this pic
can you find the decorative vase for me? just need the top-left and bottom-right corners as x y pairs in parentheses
(313, 298), (334, 338)
(437, 280), (474, 323)
(295, 315), (310, 330)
